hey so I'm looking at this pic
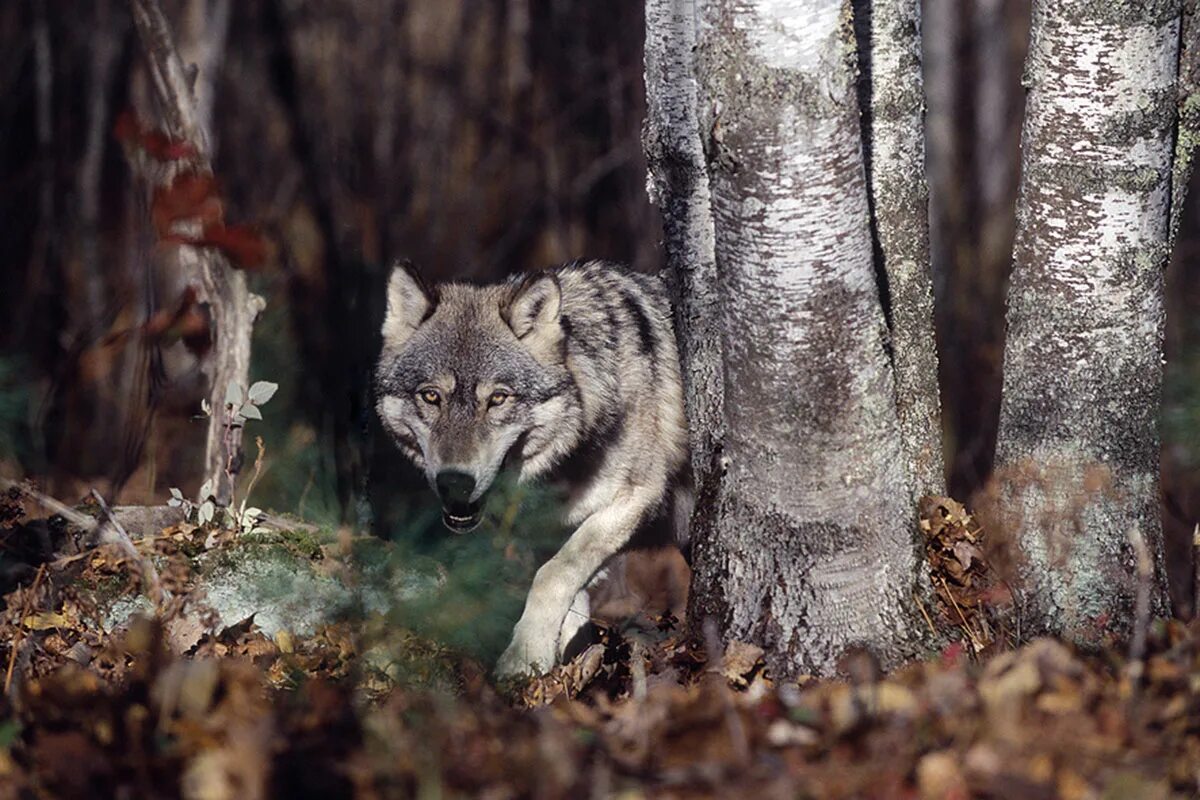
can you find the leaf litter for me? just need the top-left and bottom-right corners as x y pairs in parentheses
(1, 490), (1199, 798)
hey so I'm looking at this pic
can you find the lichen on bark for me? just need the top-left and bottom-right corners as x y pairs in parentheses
(649, 0), (930, 677)
(643, 0), (726, 519)
(860, 0), (945, 498)
(993, 0), (1183, 637)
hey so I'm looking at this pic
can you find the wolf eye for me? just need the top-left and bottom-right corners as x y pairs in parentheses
(418, 388), (441, 406)
(487, 390), (510, 408)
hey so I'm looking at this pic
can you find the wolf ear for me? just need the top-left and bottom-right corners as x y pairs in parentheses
(383, 260), (436, 349)
(502, 271), (561, 339)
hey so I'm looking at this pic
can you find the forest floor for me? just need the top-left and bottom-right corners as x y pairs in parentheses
(0, 489), (1198, 799)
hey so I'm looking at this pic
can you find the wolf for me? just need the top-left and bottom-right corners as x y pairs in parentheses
(374, 259), (692, 678)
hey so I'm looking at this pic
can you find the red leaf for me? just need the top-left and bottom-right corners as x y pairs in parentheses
(140, 286), (198, 340)
(197, 224), (269, 270)
(152, 172), (224, 237)
(140, 131), (198, 161)
(136, 287), (212, 357)
(113, 109), (197, 161)
(940, 641), (966, 668)
(179, 305), (213, 358)
(113, 110), (140, 143)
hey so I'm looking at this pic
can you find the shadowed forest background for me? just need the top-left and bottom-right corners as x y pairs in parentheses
(2, 0), (1200, 617)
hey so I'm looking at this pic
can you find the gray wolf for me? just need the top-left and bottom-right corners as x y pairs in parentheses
(375, 259), (692, 677)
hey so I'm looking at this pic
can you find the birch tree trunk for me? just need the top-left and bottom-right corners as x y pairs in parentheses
(647, 0), (930, 676)
(643, 0), (724, 536)
(991, 0), (1186, 636)
(129, 0), (263, 503)
(1170, 0), (1200, 250)
(861, 0), (945, 497)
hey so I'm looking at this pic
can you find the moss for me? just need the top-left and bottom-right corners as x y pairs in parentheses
(78, 571), (132, 608)
(237, 526), (327, 561)
(198, 542), (364, 636)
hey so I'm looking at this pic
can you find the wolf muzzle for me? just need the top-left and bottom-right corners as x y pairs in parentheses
(435, 469), (483, 532)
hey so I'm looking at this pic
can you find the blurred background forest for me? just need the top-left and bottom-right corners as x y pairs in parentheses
(2, 0), (1200, 618)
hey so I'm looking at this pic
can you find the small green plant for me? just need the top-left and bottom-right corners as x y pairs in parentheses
(169, 380), (278, 534)
(224, 380), (279, 424)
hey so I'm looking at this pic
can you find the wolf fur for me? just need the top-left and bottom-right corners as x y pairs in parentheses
(375, 259), (691, 677)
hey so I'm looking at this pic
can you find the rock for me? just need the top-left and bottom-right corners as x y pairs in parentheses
(98, 527), (437, 640)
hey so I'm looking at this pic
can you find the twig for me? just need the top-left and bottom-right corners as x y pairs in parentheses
(700, 618), (751, 767)
(938, 574), (983, 653)
(127, 0), (207, 155)
(4, 564), (46, 696)
(48, 529), (179, 569)
(0, 477), (97, 531)
(1128, 526), (1154, 691)
(225, 433), (270, 532)
(1193, 523), (1199, 621)
(913, 591), (939, 639)
(629, 638), (647, 702)
(91, 489), (165, 607)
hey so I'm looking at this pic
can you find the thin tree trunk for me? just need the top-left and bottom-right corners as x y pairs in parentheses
(643, 0), (725, 529)
(992, 0), (1184, 637)
(128, 0), (263, 503)
(649, 0), (929, 676)
(74, 0), (124, 337)
(862, 0), (944, 497)
(1170, 0), (1200, 250)
(177, 0), (232, 139)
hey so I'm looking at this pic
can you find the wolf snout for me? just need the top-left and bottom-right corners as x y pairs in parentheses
(435, 469), (483, 532)
(436, 469), (476, 504)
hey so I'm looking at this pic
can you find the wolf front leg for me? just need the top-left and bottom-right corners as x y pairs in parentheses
(558, 589), (591, 659)
(495, 488), (656, 678)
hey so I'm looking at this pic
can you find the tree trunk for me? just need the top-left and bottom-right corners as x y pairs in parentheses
(648, 0), (930, 676)
(177, 0), (232, 140)
(860, 0), (944, 496)
(643, 0), (725, 532)
(991, 0), (1186, 637)
(1171, 0), (1200, 250)
(128, 0), (263, 503)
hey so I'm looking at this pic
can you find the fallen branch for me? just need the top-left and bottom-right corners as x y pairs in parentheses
(0, 477), (96, 531)
(0, 478), (166, 609)
(1128, 526), (1154, 692)
(91, 489), (165, 607)
(3, 564), (45, 697)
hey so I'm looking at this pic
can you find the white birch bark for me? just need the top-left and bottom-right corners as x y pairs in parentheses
(177, 0), (232, 145)
(864, 0), (944, 496)
(648, 0), (928, 676)
(643, 0), (725, 520)
(993, 0), (1182, 636)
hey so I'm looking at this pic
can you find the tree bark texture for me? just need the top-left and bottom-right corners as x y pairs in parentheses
(993, 0), (1184, 636)
(861, 0), (945, 497)
(648, 0), (929, 676)
(129, 0), (262, 503)
(643, 0), (725, 526)
(1170, 0), (1200, 249)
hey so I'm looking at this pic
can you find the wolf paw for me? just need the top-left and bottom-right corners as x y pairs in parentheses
(495, 637), (557, 679)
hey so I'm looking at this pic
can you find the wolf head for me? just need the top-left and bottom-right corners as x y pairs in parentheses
(375, 262), (578, 532)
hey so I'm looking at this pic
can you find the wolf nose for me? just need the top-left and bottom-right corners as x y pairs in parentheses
(435, 470), (476, 505)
